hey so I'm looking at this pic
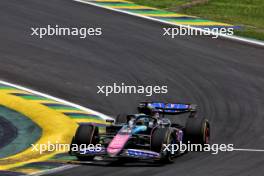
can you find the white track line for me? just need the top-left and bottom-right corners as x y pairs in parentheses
(73, 0), (264, 47)
(0, 80), (112, 120)
(233, 148), (264, 152)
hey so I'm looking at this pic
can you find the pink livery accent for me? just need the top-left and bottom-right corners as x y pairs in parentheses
(107, 134), (130, 156)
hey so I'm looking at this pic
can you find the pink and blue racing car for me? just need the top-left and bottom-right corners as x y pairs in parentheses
(69, 101), (210, 163)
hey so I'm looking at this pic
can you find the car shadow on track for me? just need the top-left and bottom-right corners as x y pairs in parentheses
(69, 158), (166, 167)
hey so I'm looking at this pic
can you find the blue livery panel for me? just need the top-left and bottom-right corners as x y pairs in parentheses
(147, 102), (190, 113)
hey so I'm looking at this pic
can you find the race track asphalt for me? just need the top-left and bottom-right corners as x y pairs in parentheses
(0, 0), (264, 176)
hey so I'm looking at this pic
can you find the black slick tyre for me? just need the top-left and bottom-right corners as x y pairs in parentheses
(74, 124), (99, 161)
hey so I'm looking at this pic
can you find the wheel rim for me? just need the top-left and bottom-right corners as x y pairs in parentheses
(204, 124), (210, 144)
(166, 134), (176, 162)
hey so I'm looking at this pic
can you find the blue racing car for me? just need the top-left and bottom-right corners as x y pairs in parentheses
(69, 101), (210, 163)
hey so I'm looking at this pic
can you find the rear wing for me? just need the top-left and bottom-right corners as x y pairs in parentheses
(138, 101), (198, 116)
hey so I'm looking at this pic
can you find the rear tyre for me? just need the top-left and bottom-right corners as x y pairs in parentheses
(74, 124), (99, 161)
(185, 117), (210, 145)
(151, 127), (176, 163)
(115, 114), (128, 124)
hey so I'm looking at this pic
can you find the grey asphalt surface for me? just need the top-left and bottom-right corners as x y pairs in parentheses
(0, 0), (264, 176)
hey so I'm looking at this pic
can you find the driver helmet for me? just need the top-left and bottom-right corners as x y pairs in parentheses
(136, 118), (148, 126)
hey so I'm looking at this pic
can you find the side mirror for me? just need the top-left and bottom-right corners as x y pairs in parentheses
(106, 119), (114, 124)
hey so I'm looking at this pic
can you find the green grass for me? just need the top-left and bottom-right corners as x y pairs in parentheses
(130, 0), (191, 8)
(130, 0), (264, 41)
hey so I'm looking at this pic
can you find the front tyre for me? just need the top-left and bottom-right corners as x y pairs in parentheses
(73, 124), (99, 161)
(151, 127), (176, 163)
